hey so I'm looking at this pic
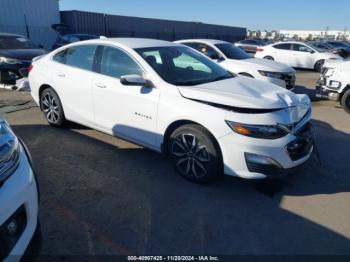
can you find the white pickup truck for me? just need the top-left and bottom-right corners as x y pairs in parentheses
(316, 60), (350, 113)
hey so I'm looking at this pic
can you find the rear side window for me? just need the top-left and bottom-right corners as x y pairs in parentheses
(53, 50), (67, 64)
(273, 43), (291, 50)
(65, 45), (97, 71)
(292, 44), (313, 52)
(100, 46), (143, 78)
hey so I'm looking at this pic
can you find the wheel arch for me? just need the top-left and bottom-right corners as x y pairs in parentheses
(38, 84), (53, 110)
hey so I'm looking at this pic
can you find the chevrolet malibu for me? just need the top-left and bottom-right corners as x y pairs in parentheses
(0, 118), (39, 261)
(29, 38), (314, 182)
(176, 39), (296, 89)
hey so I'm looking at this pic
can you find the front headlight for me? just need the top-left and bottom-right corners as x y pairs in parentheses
(0, 57), (21, 65)
(226, 121), (288, 139)
(0, 121), (20, 184)
(258, 70), (283, 79)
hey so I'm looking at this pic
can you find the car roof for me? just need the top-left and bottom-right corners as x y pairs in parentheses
(176, 39), (229, 45)
(85, 38), (179, 49)
(0, 32), (24, 37)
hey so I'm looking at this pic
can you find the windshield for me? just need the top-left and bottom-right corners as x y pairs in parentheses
(215, 43), (251, 60)
(0, 36), (38, 50)
(135, 46), (234, 86)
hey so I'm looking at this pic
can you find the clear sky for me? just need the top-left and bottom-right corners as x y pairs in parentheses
(59, 0), (349, 31)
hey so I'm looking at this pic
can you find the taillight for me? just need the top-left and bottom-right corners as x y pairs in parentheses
(256, 47), (264, 52)
(28, 64), (33, 73)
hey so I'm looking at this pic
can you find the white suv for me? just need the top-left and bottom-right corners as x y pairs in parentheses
(176, 39), (296, 89)
(29, 38), (314, 182)
(0, 118), (39, 261)
(316, 60), (350, 113)
(255, 41), (342, 72)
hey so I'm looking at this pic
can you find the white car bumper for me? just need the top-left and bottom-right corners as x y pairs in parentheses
(0, 145), (39, 262)
(218, 123), (314, 179)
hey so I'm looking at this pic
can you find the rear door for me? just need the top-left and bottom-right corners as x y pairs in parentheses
(52, 44), (98, 126)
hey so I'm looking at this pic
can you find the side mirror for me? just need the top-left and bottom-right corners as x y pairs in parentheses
(120, 74), (153, 88)
(310, 50), (315, 54)
(38, 44), (44, 49)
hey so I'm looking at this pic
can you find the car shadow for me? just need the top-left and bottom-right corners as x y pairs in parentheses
(12, 118), (350, 257)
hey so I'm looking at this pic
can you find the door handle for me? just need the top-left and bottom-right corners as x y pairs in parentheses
(57, 72), (65, 77)
(95, 83), (106, 88)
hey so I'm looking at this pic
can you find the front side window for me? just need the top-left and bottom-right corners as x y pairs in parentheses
(215, 43), (250, 60)
(136, 46), (233, 86)
(65, 45), (97, 71)
(293, 44), (313, 53)
(100, 46), (143, 78)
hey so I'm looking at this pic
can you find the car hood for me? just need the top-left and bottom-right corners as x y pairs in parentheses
(178, 77), (307, 110)
(324, 59), (350, 70)
(0, 49), (47, 60)
(227, 58), (294, 72)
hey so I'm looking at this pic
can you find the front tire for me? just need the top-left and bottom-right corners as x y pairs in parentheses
(40, 88), (66, 126)
(314, 60), (325, 72)
(341, 89), (350, 114)
(168, 124), (222, 183)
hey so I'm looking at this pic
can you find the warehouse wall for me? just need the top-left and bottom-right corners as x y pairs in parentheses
(0, 0), (60, 50)
(61, 11), (246, 43)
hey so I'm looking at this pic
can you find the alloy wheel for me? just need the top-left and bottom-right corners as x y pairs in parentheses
(171, 133), (210, 178)
(41, 93), (60, 124)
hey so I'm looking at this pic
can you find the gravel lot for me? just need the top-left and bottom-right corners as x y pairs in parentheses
(1, 70), (350, 258)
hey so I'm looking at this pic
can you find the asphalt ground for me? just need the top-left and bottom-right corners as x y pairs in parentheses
(1, 70), (350, 260)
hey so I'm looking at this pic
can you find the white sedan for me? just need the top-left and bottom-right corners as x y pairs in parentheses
(0, 118), (39, 261)
(29, 38), (313, 182)
(176, 39), (296, 89)
(255, 41), (342, 72)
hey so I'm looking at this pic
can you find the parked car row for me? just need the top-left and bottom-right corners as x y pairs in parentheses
(3, 34), (349, 260)
(255, 41), (342, 72)
(176, 39), (296, 89)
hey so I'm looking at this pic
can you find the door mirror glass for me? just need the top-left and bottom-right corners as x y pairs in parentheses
(120, 74), (153, 87)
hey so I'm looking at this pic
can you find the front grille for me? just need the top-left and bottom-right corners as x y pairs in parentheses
(287, 122), (314, 161)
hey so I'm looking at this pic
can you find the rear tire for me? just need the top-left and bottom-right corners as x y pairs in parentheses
(341, 89), (350, 114)
(264, 56), (274, 61)
(168, 124), (223, 183)
(314, 60), (325, 72)
(40, 88), (66, 127)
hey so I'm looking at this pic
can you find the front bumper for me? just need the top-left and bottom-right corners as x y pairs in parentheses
(0, 145), (39, 262)
(219, 122), (314, 179)
(316, 77), (341, 101)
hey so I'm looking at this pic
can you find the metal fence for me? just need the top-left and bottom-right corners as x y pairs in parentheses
(60, 11), (246, 43)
